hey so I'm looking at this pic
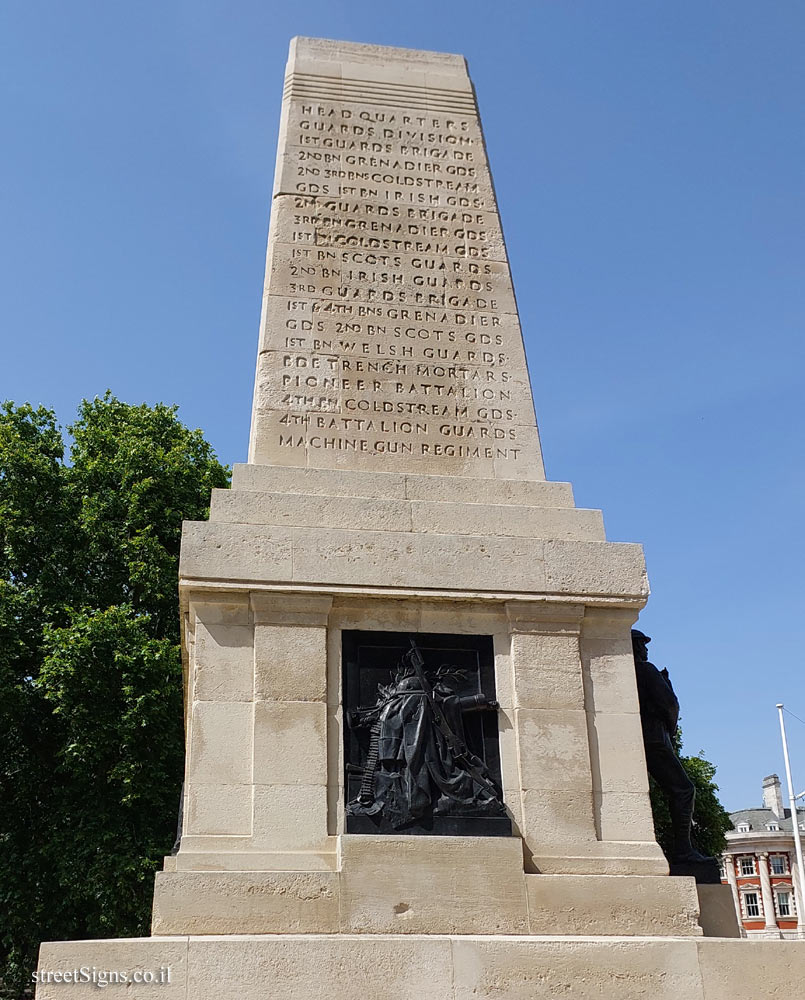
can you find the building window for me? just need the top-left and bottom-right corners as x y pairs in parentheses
(718, 859), (727, 879)
(737, 822), (751, 833)
(766, 822), (780, 831)
(744, 891), (762, 918)
(777, 891), (792, 917)
(739, 857), (757, 876)
(770, 854), (789, 875)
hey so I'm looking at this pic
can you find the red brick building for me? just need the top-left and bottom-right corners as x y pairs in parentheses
(721, 774), (805, 939)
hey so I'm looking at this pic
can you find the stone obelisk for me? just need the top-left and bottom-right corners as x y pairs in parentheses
(249, 36), (542, 481)
(36, 37), (804, 1000)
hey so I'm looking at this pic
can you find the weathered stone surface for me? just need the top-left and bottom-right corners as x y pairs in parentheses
(250, 592), (332, 626)
(517, 708), (593, 791)
(172, 849), (337, 872)
(186, 702), (253, 786)
(293, 527), (549, 591)
(209, 488), (603, 540)
(181, 521), (648, 599)
(211, 489), (412, 532)
(189, 591), (251, 625)
(338, 835), (528, 934)
(254, 623), (328, 701)
(525, 874), (701, 936)
(531, 840), (669, 876)
(595, 790), (658, 843)
(232, 463), (409, 498)
(544, 540), (648, 598)
(152, 871), (339, 935)
(230, 464), (576, 505)
(697, 940), (794, 997)
(581, 636), (642, 714)
(511, 632), (585, 709)
(185, 783), (252, 837)
(186, 934), (454, 1000)
(521, 788), (598, 848)
(329, 596), (423, 632)
(253, 702), (328, 785)
(36, 935), (805, 1000)
(193, 622), (254, 702)
(251, 783), (330, 851)
(152, 868), (705, 939)
(35, 938), (188, 1000)
(180, 522), (294, 582)
(589, 712), (650, 794)
(451, 937), (704, 1000)
(417, 600), (508, 635)
(410, 500), (604, 539)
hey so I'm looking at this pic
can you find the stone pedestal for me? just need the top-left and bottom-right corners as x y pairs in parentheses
(36, 35), (805, 999)
(171, 464), (668, 885)
(35, 937), (801, 1000)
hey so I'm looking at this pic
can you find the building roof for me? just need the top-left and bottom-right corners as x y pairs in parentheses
(728, 806), (805, 834)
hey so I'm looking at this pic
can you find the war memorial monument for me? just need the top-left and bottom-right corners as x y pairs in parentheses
(36, 36), (805, 999)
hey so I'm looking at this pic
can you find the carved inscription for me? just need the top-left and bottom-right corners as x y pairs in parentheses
(252, 70), (541, 476)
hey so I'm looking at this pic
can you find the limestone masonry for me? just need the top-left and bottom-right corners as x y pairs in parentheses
(36, 36), (805, 1000)
(248, 36), (542, 479)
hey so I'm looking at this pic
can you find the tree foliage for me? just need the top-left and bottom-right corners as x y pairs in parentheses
(0, 394), (229, 998)
(649, 727), (734, 859)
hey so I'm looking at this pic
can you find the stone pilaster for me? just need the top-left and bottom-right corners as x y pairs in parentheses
(505, 602), (596, 866)
(182, 593), (254, 842)
(791, 855), (805, 938)
(580, 608), (659, 848)
(723, 853), (744, 935)
(172, 590), (337, 873)
(505, 601), (666, 875)
(759, 852), (782, 938)
(250, 593), (334, 857)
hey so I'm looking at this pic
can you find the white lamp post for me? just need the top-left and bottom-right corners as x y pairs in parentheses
(776, 704), (805, 924)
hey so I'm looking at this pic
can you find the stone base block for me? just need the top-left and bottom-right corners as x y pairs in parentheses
(153, 842), (701, 937)
(696, 884), (742, 938)
(154, 836), (530, 936)
(337, 834), (528, 934)
(36, 935), (805, 999)
(526, 875), (701, 937)
(529, 839), (669, 875)
(152, 871), (340, 935)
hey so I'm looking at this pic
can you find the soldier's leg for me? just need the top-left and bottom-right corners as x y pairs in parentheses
(644, 741), (696, 858)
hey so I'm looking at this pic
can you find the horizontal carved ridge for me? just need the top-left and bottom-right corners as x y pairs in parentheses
(283, 71), (477, 115)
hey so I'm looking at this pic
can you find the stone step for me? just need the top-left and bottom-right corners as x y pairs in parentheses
(231, 463), (575, 507)
(38, 931), (790, 1000)
(210, 489), (604, 541)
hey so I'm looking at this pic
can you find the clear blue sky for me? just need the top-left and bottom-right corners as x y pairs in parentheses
(2, 1), (804, 812)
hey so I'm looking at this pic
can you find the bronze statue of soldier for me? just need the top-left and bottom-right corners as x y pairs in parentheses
(632, 629), (716, 870)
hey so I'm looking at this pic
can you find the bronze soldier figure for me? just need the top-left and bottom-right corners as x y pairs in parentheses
(632, 629), (715, 866)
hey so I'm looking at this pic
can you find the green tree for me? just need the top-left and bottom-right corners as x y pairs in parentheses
(0, 394), (229, 999)
(649, 728), (734, 859)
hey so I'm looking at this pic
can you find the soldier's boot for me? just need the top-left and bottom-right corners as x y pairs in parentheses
(670, 792), (715, 864)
